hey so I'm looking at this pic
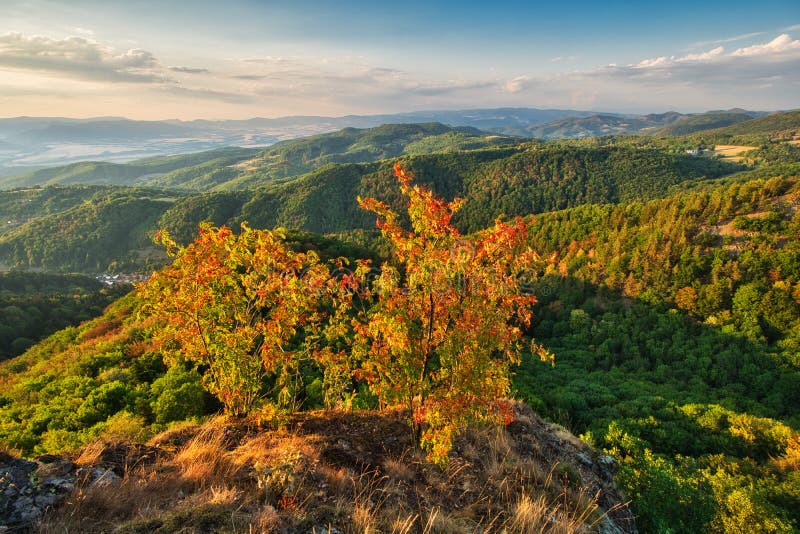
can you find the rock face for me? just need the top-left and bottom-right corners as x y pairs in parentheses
(0, 452), (76, 530)
(0, 452), (123, 531)
(504, 403), (637, 533)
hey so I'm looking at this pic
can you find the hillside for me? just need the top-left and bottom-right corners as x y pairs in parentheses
(229, 145), (737, 236)
(527, 114), (662, 139)
(682, 110), (800, 145)
(648, 112), (754, 136)
(0, 148), (259, 190)
(0, 108), (598, 172)
(707, 109), (800, 137)
(211, 122), (519, 191)
(0, 272), (125, 360)
(0, 144), (739, 272)
(0, 187), (180, 272)
(1, 160), (798, 531)
(0, 123), (517, 191)
(526, 110), (761, 140)
(0, 185), (113, 238)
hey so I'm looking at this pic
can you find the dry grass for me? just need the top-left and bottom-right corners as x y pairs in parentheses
(39, 405), (634, 533)
(174, 426), (237, 486)
(711, 144), (757, 162)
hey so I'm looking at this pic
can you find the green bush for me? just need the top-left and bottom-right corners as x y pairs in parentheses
(150, 368), (206, 424)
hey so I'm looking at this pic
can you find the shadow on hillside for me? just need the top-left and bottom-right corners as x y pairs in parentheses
(514, 274), (798, 457)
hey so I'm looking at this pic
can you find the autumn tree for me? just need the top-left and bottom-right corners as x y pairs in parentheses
(354, 163), (550, 463)
(139, 223), (337, 416)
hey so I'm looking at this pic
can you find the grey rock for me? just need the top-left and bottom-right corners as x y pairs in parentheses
(13, 495), (41, 523)
(597, 514), (624, 534)
(35, 491), (61, 509)
(90, 467), (121, 487)
(0, 452), (77, 529)
(43, 476), (75, 493)
(598, 454), (618, 472)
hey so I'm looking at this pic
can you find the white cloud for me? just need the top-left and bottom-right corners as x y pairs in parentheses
(503, 76), (530, 93)
(0, 32), (165, 83)
(731, 34), (800, 56)
(678, 46), (725, 62)
(72, 27), (95, 37)
(168, 66), (210, 74)
(1, 28), (797, 119)
(688, 31), (766, 49)
(549, 55), (578, 63)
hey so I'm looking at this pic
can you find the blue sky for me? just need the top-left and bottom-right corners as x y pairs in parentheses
(0, 0), (798, 118)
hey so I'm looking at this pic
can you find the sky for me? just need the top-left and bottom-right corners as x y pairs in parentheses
(0, 0), (798, 120)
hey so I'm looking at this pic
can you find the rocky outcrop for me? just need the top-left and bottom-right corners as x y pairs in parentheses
(504, 403), (637, 533)
(0, 452), (119, 532)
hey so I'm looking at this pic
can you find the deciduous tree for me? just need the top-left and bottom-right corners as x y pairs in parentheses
(354, 163), (549, 463)
(139, 223), (334, 416)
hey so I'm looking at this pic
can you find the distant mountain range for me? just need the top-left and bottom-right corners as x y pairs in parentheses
(0, 107), (775, 173)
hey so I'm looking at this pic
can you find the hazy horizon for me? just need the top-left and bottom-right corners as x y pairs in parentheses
(1, 0), (798, 120)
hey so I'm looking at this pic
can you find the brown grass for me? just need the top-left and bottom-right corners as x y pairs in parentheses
(173, 426), (237, 486)
(39, 405), (634, 533)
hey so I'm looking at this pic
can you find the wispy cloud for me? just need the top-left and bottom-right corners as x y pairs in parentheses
(496, 33), (800, 112)
(2, 27), (797, 118)
(549, 55), (578, 63)
(168, 66), (210, 74)
(688, 31), (767, 49)
(679, 46), (725, 62)
(230, 74), (268, 80)
(161, 85), (255, 104)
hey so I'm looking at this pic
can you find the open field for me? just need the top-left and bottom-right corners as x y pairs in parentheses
(712, 144), (756, 161)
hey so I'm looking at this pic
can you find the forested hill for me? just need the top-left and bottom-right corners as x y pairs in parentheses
(0, 187), (180, 272)
(230, 144), (737, 235)
(676, 109), (800, 146)
(0, 123), (517, 191)
(705, 109), (800, 137)
(515, 168), (800, 532)
(0, 144), (739, 272)
(525, 109), (763, 139)
(647, 111), (755, 136)
(0, 148), (258, 190)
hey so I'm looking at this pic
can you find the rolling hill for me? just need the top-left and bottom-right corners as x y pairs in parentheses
(0, 114), (799, 532)
(705, 109), (800, 137)
(0, 143), (740, 272)
(0, 148), (259, 190)
(648, 111), (755, 136)
(0, 108), (594, 172)
(0, 123), (517, 192)
(528, 109), (762, 139)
